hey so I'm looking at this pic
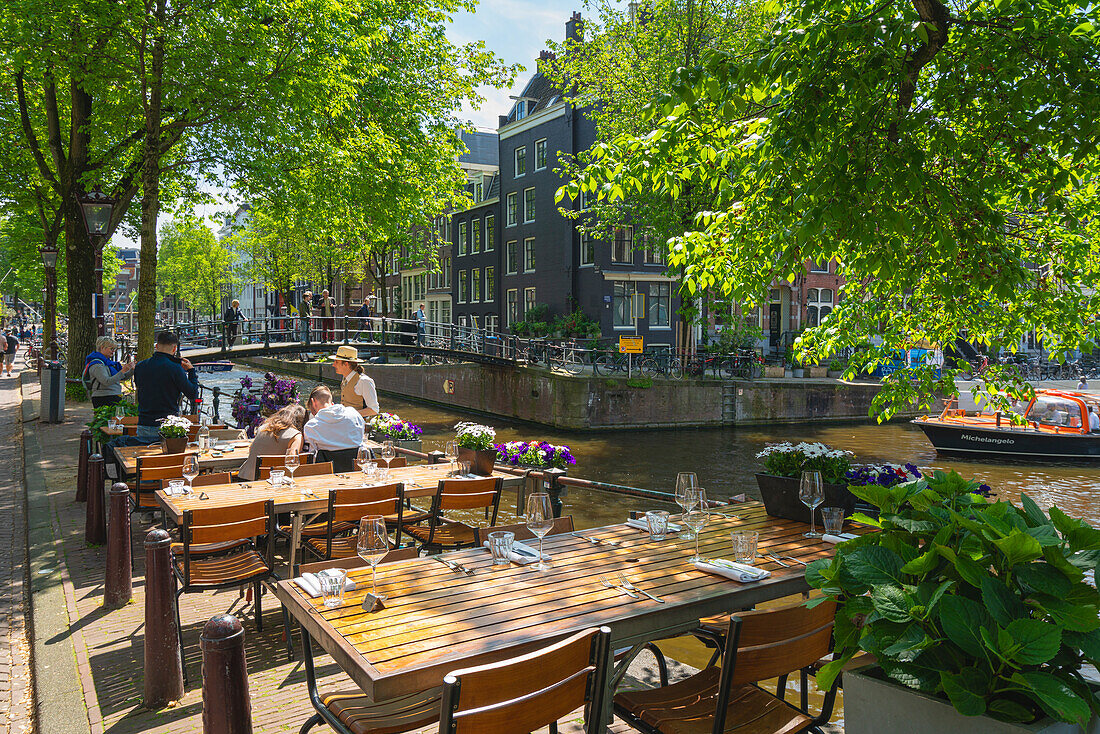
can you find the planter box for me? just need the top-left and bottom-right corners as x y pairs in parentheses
(827, 369), (843, 378)
(458, 447), (496, 476)
(755, 473), (856, 525)
(845, 667), (1100, 734)
(792, 368), (805, 378)
(764, 365), (785, 378)
(809, 366), (827, 378)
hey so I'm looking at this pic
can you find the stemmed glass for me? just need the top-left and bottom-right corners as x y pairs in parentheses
(113, 405), (125, 430)
(181, 454), (199, 496)
(284, 450), (300, 487)
(356, 446), (372, 486)
(381, 440), (396, 467)
(675, 473), (699, 540)
(799, 471), (825, 539)
(444, 440), (458, 476)
(683, 488), (710, 561)
(357, 516), (390, 600)
(526, 493), (554, 571)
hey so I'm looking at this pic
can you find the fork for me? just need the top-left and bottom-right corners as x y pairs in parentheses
(617, 573), (665, 603)
(432, 556), (475, 576)
(759, 552), (790, 568)
(572, 532), (621, 547)
(600, 577), (637, 599)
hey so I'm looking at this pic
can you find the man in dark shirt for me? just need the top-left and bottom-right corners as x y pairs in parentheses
(132, 331), (199, 440)
(3, 330), (19, 376)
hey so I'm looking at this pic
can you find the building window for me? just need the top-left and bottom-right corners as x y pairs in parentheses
(514, 146), (527, 177)
(612, 226), (633, 263)
(458, 221), (468, 256)
(485, 267), (495, 302)
(429, 301), (439, 324)
(507, 289), (519, 326)
(472, 268), (482, 303)
(444, 217), (452, 242)
(523, 187), (536, 223)
(524, 287), (537, 316)
(485, 214), (495, 252)
(534, 138), (547, 170)
(580, 233), (594, 266)
(613, 281), (636, 328)
(523, 237), (536, 273)
(807, 288), (834, 327)
(459, 270), (468, 303)
(810, 258), (830, 273)
(442, 299), (451, 323)
(506, 192), (518, 227)
(648, 282), (670, 327)
(444, 256), (452, 288)
(644, 235), (665, 265)
(472, 217), (481, 254)
(506, 241), (518, 274)
(486, 315), (499, 333)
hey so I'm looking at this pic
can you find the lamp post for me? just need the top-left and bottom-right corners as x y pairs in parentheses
(78, 186), (115, 337)
(41, 242), (59, 361)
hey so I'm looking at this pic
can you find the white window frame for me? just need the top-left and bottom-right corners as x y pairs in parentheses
(506, 289), (519, 327)
(506, 241), (518, 275)
(484, 267), (495, 303)
(458, 221), (468, 256)
(534, 138), (547, 170)
(612, 226), (633, 264)
(514, 146), (527, 177)
(579, 232), (594, 267)
(506, 192), (518, 227)
(471, 268), (482, 303)
(523, 237), (536, 273)
(810, 258), (830, 273)
(484, 214), (495, 253)
(458, 270), (468, 304)
(472, 217), (481, 254)
(523, 187), (536, 223)
(648, 282), (671, 329)
(524, 287), (537, 317)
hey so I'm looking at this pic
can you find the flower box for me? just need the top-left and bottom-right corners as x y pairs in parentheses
(458, 447), (497, 476)
(764, 365), (785, 378)
(755, 473), (856, 524)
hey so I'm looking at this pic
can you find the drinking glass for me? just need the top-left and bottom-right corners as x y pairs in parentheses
(356, 446), (371, 486)
(114, 405), (126, 423)
(319, 569), (347, 608)
(444, 441), (459, 476)
(357, 516), (389, 600)
(821, 507), (845, 535)
(269, 469), (286, 486)
(487, 531), (515, 565)
(675, 472), (699, 539)
(645, 510), (670, 541)
(284, 450), (300, 487)
(167, 479), (185, 497)
(731, 530), (759, 564)
(381, 440), (396, 462)
(181, 454), (199, 495)
(525, 493), (554, 571)
(684, 510), (710, 562)
(799, 471), (825, 539)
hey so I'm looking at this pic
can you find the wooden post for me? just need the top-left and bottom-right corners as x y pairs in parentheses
(76, 429), (91, 502)
(104, 483), (132, 609)
(543, 468), (567, 518)
(85, 454), (107, 545)
(201, 614), (253, 734)
(143, 528), (184, 706)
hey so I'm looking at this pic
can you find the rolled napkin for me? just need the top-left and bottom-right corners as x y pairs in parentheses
(482, 540), (550, 565)
(822, 532), (858, 544)
(294, 570), (358, 598)
(693, 558), (770, 583)
(625, 518), (683, 533)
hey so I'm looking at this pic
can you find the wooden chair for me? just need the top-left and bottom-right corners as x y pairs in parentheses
(613, 600), (839, 734)
(376, 456), (406, 469)
(165, 472), (246, 557)
(172, 499), (292, 683)
(476, 515), (575, 543)
(259, 453), (312, 470)
(258, 461), (334, 481)
(402, 477), (502, 553)
(168, 471), (233, 488)
(301, 483), (404, 562)
(120, 415), (139, 436)
(210, 428), (247, 441)
(299, 546), (417, 574)
(439, 625), (612, 734)
(186, 423), (227, 440)
(129, 453), (187, 512)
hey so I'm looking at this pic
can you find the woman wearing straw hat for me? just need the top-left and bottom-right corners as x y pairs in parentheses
(331, 345), (379, 417)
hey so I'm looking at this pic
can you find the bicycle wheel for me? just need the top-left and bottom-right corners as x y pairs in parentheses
(563, 355), (584, 376)
(719, 358), (737, 380)
(594, 354), (615, 376)
(668, 358), (683, 380)
(639, 357), (659, 378)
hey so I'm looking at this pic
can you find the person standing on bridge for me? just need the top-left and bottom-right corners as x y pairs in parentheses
(224, 299), (246, 346)
(300, 291), (313, 342)
(330, 345), (379, 418)
(415, 303), (427, 346)
(321, 289), (336, 342)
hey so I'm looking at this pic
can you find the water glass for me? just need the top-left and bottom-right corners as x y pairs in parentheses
(318, 569), (347, 608)
(645, 510), (670, 541)
(460, 461), (472, 477)
(284, 451), (300, 486)
(182, 454), (200, 495)
(487, 531), (515, 565)
(799, 471), (825, 539)
(167, 479), (185, 497)
(821, 507), (846, 535)
(270, 469), (286, 486)
(731, 530), (759, 564)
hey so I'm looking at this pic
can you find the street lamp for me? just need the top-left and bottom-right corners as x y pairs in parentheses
(78, 186), (115, 336)
(40, 242), (59, 360)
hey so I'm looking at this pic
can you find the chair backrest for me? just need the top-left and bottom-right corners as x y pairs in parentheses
(137, 452), (189, 470)
(187, 423), (227, 439)
(120, 416), (138, 426)
(257, 461), (334, 480)
(181, 500), (274, 583)
(134, 453), (187, 506)
(378, 456), (407, 469)
(259, 453), (311, 469)
(435, 477), (502, 514)
(210, 428), (247, 441)
(439, 626), (611, 734)
(299, 546), (417, 575)
(476, 516), (575, 543)
(321, 483), (403, 559)
(177, 471), (233, 488)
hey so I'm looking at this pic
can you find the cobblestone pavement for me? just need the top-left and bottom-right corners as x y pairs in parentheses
(0, 372), (34, 734)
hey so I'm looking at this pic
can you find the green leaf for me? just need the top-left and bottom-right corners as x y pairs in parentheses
(938, 596), (990, 658)
(981, 576), (1027, 626)
(1005, 619), (1062, 665)
(1064, 629), (1100, 665)
(940, 670), (988, 717)
(1019, 494), (1051, 527)
(1036, 594), (1100, 633)
(882, 623), (926, 659)
(1010, 671), (1092, 725)
(953, 553), (987, 588)
(992, 531), (1043, 566)
(1014, 562), (1072, 596)
(815, 655), (851, 691)
(845, 546), (905, 586)
(986, 698), (1038, 723)
(871, 585), (912, 623)
(902, 548), (940, 575)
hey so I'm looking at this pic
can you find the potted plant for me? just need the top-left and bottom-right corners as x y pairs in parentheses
(159, 415), (192, 454)
(454, 422), (497, 476)
(495, 440), (576, 470)
(809, 470), (1100, 733)
(754, 442), (855, 522)
(368, 412), (423, 452)
(827, 359), (845, 378)
(87, 400), (137, 444)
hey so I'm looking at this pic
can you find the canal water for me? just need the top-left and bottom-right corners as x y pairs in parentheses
(201, 366), (1100, 527)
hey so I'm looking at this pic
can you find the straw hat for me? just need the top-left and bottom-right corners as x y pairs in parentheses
(330, 345), (360, 364)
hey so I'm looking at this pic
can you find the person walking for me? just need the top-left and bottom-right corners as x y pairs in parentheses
(303, 385), (365, 471)
(1077, 376), (1089, 391)
(224, 299), (246, 346)
(3, 329), (19, 376)
(415, 303), (427, 346)
(331, 345), (379, 417)
(320, 289), (336, 342)
(81, 336), (136, 408)
(355, 298), (373, 339)
(299, 291), (313, 343)
(237, 403), (307, 481)
(132, 331), (200, 441)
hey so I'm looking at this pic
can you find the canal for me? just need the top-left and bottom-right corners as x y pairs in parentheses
(202, 366), (1100, 527)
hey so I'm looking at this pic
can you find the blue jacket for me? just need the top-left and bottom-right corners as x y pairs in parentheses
(134, 352), (199, 426)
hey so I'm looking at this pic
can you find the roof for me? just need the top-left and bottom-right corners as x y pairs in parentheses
(458, 130), (498, 166)
(503, 71), (563, 125)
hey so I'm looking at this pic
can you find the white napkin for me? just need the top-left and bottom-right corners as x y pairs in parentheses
(482, 540), (550, 565)
(693, 558), (770, 583)
(294, 570), (357, 598)
(822, 532), (858, 544)
(625, 518), (682, 533)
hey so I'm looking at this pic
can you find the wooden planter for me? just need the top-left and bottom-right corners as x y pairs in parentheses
(827, 369), (843, 378)
(458, 447), (497, 476)
(754, 473), (856, 525)
(162, 436), (187, 455)
(809, 366), (827, 378)
(764, 365), (785, 378)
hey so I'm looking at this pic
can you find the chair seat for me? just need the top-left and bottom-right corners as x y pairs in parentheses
(129, 491), (160, 509)
(403, 520), (478, 548)
(173, 550), (272, 586)
(390, 509), (432, 526)
(322, 689), (441, 734)
(304, 535), (360, 560)
(279, 520), (355, 539)
(170, 539), (250, 557)
(614, 667), (813, 734)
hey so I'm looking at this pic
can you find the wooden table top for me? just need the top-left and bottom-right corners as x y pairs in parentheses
(275, 502), (861, 702)
(156, 462), (522, 525)
(114, 437), (385, 474)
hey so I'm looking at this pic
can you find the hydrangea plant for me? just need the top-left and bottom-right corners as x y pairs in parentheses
(369, 413), (423, 441)
(454, 422), (496, 451)
(756, 442), (853, 484)
(496, 440), (576, 470)
(159, 415), (192, 438)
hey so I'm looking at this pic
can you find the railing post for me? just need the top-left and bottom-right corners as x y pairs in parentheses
(263, 314), (270, 349)
(76, 429), (91, 502)
(343, 314), (349, 344)
(220, 320), (228, 353)
(212, 387), (222, 423)
(304, 315), (311, 347)
(427, 450), (446, 465)
(144, 528), (184, 706)
(380, 318), (387, 349)
(104, 483), (132, 609)
(85, 454), (107, 545)
(544, 467), (567, 518)
(201, 614), (253, 734)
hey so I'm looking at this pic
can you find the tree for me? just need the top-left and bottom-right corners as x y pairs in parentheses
(562, 0), (1100, 417)
(158, 217), (235, 321)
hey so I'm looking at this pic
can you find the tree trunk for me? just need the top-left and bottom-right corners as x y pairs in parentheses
(64, 199), (97, 375)
(136, 0), (166, 360)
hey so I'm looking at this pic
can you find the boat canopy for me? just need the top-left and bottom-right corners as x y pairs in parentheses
(1026, 394), (1089, 433)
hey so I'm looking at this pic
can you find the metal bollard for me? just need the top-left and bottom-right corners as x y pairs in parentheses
(104, 483), (132, 609)
(427, 450), (446, 464)
(85, 454), (107, 545)
(76, 429), (91, 502)
(544, 467), (567, 518)
(144, 529), (184, 706)
(201, 614), (253, 734)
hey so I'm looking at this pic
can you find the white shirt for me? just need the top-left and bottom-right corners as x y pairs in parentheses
(343, 372), (379, 414)
(303, 404), (365, 451)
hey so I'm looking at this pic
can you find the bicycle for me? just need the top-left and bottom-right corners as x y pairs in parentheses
(638, 352), (683, 379)
(547, 340), (585, 375)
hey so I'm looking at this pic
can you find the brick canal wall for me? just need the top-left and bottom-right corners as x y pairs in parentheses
(239, 357), (923, 430)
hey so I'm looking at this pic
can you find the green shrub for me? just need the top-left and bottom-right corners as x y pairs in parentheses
(828, 359), (844, 371)
(66, 383), (88, 402)
(625, 376), (652, 388)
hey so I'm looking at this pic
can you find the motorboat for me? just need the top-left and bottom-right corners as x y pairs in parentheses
(913, 389), (1100, 460)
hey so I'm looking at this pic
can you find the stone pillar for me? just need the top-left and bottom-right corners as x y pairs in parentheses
(104, 483), (132, 609)
(201, 614), (253, 734)
(76, 429), (91, 502)
(85, 454), (107, 545)
(143, 529), (184, 706)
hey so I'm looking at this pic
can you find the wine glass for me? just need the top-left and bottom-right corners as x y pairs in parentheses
(381, 440), (396, 463)
(356, 445), (372, 486)
(284, 450), (300, 487)
(181, 454), (200, 495)
(356, 516), (389, 600)
(444, 440), (458, 476)
(675, 473), (699, 539)
(683, 488), (709, 561)
(525, 493), (554, 571)
(114, 404), (126, 427)
(799, 471), (825, 539)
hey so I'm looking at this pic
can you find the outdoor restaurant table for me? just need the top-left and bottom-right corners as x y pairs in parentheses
(155, 462), (524, 568)
(113, 437), (385, 475)
(274, 503), (865, 727)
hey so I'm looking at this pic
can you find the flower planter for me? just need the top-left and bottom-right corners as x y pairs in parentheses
(784, 368), (794, 378)
(845, 667), (1100, 734)
(827, 369), (843, 378)
(754, 473), (856, 524)
(792, 367), (805, 378)
(458, 447), (497, 476)
(764, 365), (785, 378)
(809, 366), (827, 378)
(162, 436), (187, 455)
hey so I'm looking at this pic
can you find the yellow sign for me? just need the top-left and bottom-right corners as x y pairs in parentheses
(618, 336), (643, 354)
(443, 379), (455, 395)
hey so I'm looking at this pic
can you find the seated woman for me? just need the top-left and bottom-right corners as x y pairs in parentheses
(238, 403), (307, 481)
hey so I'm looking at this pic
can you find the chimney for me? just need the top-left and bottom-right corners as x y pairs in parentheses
(565, 11), (583, 42)
(498, 114), (509, 129)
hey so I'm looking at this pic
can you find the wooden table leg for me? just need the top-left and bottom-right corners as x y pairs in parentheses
(289, 513), (303, 571)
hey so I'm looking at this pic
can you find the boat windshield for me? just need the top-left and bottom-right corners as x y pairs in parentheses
(1026, 396), (1086, 430)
